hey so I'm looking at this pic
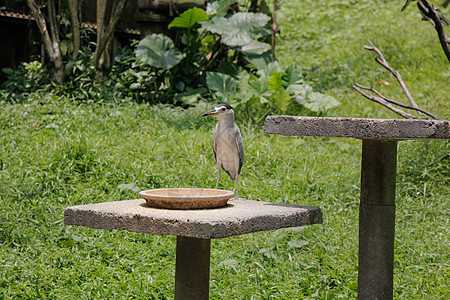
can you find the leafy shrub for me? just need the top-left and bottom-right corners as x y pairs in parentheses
(0, 1), (340, 119)
(134, 3), (340, 120)
(1, 61), (50, 102)
(60, 46), (102, 101)
(207, 62), (340, 124)
(111, 46), (161, 103)
(132, 4), (273, 105)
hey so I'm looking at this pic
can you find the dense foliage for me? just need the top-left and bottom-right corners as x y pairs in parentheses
(1, 1), (340, 125)
(0, 0), (449, 299)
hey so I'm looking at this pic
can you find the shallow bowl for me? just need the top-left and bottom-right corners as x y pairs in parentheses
(139, 188), (234, 210)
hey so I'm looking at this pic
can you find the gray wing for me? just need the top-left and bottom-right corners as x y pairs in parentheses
(235, 125), (244, 175)
(212, 124), (218, 162)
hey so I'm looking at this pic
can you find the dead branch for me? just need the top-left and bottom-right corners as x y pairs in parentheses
(352, 83), (416, 119)
(353, 41), (444, 120)
(417, 0), (450, 62)
(364, 40), (419, 109)
(352, 83), (442, 120)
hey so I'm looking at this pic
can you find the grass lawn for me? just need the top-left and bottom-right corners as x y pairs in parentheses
(1, 0), (449, 299)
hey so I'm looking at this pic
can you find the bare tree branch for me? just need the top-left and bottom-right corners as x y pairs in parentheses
(352, 83), (417, 119)
(353, 83), (442, 120)
(417, 0), (450, 62)
(353, 41), (444, 120)
(364, 40), (419, 109)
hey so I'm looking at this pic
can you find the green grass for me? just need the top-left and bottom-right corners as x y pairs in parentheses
(1, 96), (448, 299)
(1, 0), (449, 299)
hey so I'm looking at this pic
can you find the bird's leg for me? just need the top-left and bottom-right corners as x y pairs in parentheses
(235, 174), (239, 200)
(234, 158), (240, 200)
(215, 162), (221, 189)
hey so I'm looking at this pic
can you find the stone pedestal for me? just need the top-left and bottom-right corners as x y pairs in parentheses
(264, 115), (449, 299)
(64, 199), (322, 299)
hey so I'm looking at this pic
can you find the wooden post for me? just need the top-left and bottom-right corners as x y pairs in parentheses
(358, 139), (397, 299)
(175, 236), (211, 300)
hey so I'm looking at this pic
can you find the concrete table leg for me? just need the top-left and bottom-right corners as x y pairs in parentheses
(175, 236), (211, 300)
(358, 139), (398, 299)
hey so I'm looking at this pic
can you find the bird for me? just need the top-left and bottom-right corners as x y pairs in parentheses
(202, 104), (244, 200)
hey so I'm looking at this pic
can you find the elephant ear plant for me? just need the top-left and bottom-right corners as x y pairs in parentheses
(136, 34), (183, 70)
(207, 62), (340, 125)
(134, 3), (273, 104)
(134, 2), (340, 121)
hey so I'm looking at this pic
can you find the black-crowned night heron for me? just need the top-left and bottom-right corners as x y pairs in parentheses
(202, 104), (244, 200)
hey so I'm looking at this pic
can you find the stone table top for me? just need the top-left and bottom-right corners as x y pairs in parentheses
(264, 116), (450, 140)
(64, 199), (323, 239)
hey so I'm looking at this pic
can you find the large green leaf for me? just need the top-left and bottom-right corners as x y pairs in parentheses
(201, 16), (230, 35)
(247, 74), (271, 104)
(221, 31), (254, 47)
(248, 74), (270, 95)
(292, 84), (313, 105)
(245, 51), (272, 70)
(268, 72), (283, 91)
(168, 7), (209, 29)
(216, 61), (244, 79)
(228, 13), (271, 38)
(282, 63), (303, 88)
(272, 88), (291, 113)
(201, 12), (270, 47)
(282, 63), (309, 96)
(239, 40), (271, 55)
(257, 61), (282, 80)
(303, 92), (340, 112)
(206, 0), (236, 16)
(206, 72), (238, 98)
(136, 34), (183, 70)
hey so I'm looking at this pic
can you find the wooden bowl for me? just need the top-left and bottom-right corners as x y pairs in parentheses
(139, 188), (234, 210)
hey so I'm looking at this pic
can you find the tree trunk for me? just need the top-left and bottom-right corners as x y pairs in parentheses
(68, 0), (81, 59)
(92, 0), (128, 81)
(26, 0), (66, 83)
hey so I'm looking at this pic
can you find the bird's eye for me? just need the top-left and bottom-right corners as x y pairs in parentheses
(221, 107), (226, 112)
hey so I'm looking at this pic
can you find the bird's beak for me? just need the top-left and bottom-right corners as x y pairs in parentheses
(201, 109), (218, 117)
